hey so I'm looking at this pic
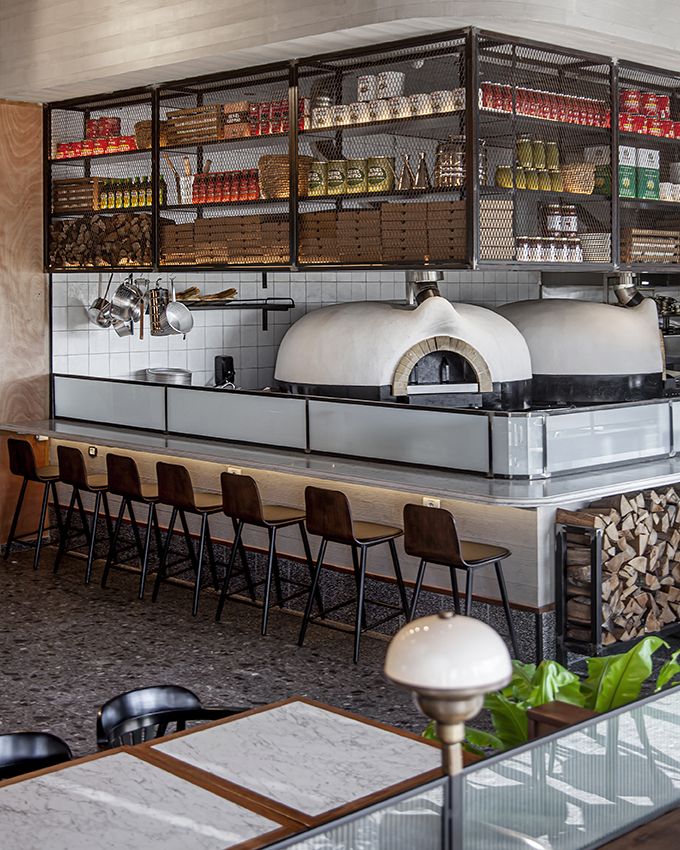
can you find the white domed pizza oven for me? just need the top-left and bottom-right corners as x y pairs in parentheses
(498, 297), (664, 405)
(275, 296), (533, 410)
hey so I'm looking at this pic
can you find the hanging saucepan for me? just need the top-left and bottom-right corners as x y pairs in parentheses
(112, 317), (133, 337)
(163, 278), (194, 338)
(86, 273), (114, 328)
(110, 274), (144, 323)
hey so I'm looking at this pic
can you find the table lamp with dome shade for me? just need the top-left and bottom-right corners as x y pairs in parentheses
(384, 611), (512, 775)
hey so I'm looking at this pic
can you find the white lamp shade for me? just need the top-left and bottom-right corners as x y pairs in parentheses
(384, 613), (512, 695)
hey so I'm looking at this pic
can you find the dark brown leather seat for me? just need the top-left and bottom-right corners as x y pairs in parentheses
(53, 445), (113, 584)
(403, 503), (518, 658)
(100, 454), (164, 600)
(298, 486), (409, 664)
(151, 462), (221, 616)
(5, 439), (63, 571)
(216, 473), (324, 635)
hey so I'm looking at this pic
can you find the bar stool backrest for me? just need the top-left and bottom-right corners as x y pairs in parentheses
(7, 438), (39, 481)
(305, 486), (354, 544)
(403, 503), (464, 567)
(57, 445), (89, 489)
(221, 472), (264, 524)
(156, 462), (197, 512)
(106, 454), (143, 499)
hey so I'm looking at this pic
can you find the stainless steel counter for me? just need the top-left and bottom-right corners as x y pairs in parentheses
(6, 418), (680, 509)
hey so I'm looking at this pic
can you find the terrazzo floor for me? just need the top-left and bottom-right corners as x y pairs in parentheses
(0, 547), (425, 757)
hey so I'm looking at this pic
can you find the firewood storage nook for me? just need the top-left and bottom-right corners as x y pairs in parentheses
(556, 488), (680, 658)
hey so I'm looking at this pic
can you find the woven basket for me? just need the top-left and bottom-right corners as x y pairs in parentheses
(561, 163), (596, 195)
(134, 120), (168, 150)
(259, 155), (314, 199)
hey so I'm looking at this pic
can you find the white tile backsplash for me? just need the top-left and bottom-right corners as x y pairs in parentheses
(52, 269), (541, 389)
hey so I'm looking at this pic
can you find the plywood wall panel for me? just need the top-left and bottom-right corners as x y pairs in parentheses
(0, 100), (49, 542)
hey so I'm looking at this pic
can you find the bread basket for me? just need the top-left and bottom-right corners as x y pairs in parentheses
(561, 163), (596, 195)
(258, 155), (314, 199)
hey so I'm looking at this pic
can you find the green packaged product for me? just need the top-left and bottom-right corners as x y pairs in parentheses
(345, 158), (368, 194)
(637, 167), (659, 200)
(326, 160), (346, 195)
(367, 156), (395, 192)
(308, 160), (328, 196)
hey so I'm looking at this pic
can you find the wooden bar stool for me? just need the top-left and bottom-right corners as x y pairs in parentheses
(215, 472), (325, 635)
(298, 486), (410, 663)
(100, 454), (164, 599)
(151, 462), (221, 616)
(53, 445), (113, 584)
(4, 438), (62, 570)
(403, 503), (519, 658)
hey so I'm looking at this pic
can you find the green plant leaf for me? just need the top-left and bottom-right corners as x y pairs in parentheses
(484, 691), (529, 749)
(422, 720), (438, 741)
(582, 636), (667, 712)
(465, 726), (504, 753)
(528, 660), (584, 707)
(509, 660), (537, 701)
(655, 650), (680, 692)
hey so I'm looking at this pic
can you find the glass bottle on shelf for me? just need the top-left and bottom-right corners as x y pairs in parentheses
(123, 179), (131, 208)
(159, 175), (166, 206)
(414, 151), (431, 190)
(397, 154), (415, 191)
(131, 178), (139, 208)
(99, 180), (108, 211)
(115, 180), (123, 208)
(107, 180), (116, 209)
(146, 177), (153, 207)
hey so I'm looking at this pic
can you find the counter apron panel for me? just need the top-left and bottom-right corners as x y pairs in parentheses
(54, 376), (166, 431)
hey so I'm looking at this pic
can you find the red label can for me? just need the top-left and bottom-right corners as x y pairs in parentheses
(619, 113), (635, 132)
(631, 115), (647, 133)
(657, 95), (671, 119)
(259, 102), (271, 136)
(249, 103), (261, 136)
(646, 117), (663, 136)
(85, 119), (99, 139)
(620, 89), (641, 113)
(661, 120), (675, 138)
(641, 93), (660, 115)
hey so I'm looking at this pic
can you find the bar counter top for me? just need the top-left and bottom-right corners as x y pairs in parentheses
(5, 418), (680, 509)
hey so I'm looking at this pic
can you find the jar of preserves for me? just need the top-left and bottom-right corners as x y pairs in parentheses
(532, 139), (546, 170)
(545, 141), (559, 171)
(549, 170), (564, 192)
(495, 165), (514, 189)
(516, 135), (533, 168)
(542, 203), (563, 236)
(525, 168), (539, 190)
(515, 166), (526, 190)
(537, 169), (552, 191)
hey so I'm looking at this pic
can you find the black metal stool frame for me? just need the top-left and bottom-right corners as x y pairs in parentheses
(4, 479), (63, 570)
(101, 497), (164, 599)
(53, 486), (114, 584)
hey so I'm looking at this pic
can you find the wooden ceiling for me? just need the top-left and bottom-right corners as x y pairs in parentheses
(3, 0), (680, 102)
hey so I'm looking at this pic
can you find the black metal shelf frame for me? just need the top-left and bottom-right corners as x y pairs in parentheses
(43, 29), (680, 273)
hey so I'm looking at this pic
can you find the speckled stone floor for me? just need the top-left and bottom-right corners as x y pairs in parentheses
(0, 547), (426, 757)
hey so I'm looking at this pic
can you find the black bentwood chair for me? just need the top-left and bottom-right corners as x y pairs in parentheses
(0, 732), (72, 781)
(4, 438), (62, 570)
(96, 685), (245, 749)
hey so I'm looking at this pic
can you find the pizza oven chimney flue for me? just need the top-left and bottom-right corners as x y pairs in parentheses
(406, 270), (443, 305)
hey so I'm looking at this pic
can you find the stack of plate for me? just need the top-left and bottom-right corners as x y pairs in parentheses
(133, 368), (192, 386)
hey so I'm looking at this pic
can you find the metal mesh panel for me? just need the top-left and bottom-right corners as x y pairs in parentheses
(478, 37), (612, 267)
(618, 64), (680, 270)
(48, 92), (153, 269)
(158, 67), (291, 268)
(296, 35), (467, 267)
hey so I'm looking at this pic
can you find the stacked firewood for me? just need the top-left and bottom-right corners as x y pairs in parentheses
(557, 487), (680, 645)
(49, 213), (152, 267)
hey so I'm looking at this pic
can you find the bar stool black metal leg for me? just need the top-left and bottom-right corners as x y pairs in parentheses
(350, 545), (368, 628)
(84, 491), (102, 585)
(229, 518), (255, 601)
(464, 569), (474, 616)
(299, 523), (324, 618)
(354, 545), (368, 664)
(178, 510), (199, 574)
(127, 501), (146, 562)
(50, 481), (63, 536)
(53, 490), (76, 574)
(101, 492), (114, 544)
(409, 558), (427, 621)
(272, 547), (284, 607)
(261, 527), (278, 636)
(298, 538), (327, 647)
(192, 512), (208, 617)
(216, 520), (243, 621)
(4, 478), (27, 561)
(152, 505), (163, 559)
(448, 565), (461, 615)
(101, 498), (126, 588)
(388, 538), (410, 617)
(205, 517), (219, 590)
(32, 482), (51, 571)
(495, 560), (519, 659)
(138, 502), (156, 600)
(152, 508), (178, 602)
(74, 490), (91, 548)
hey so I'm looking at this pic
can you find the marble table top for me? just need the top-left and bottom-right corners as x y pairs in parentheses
(0, 752), (290, 850)
(150, 699), (442, 823)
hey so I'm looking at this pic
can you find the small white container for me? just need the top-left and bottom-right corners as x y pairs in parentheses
(388, 96), (411, 119)
(636, 147), (661, 169)
(348, 102), (371, 124)
(376, 71), (405, 99)
(311, 106), (332, 128)
(431, 89), (459, 112)
(670, 162), (680, 183)
(660, 181), (674, 201)
(357, 75), (377, 102)
(331, 104), (350, 126)
(369, 99), (391, 122)
(409, 93), (433, 116)
(672, 184), (680, 202)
